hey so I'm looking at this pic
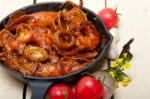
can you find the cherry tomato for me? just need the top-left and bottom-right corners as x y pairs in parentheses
(48, 84), (74, 99)
(98, 8), (119, 29)
(75, 76), (104, 99)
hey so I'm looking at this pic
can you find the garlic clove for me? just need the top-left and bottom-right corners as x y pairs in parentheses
(109, 27), (120, 43)
(106, 41), (118, 60)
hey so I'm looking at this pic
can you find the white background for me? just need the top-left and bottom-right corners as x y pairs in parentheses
(0, 0), (150, 99)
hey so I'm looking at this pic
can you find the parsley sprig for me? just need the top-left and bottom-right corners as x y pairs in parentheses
(107, 38), (134, 87)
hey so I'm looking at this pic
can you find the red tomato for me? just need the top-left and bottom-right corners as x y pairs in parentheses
(98, 8), (119, 29)
(48, 84), (74, 99)
(75, 76), (104, 99)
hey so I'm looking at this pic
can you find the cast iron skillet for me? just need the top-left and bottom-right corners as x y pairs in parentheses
(0, 2), (113, 99)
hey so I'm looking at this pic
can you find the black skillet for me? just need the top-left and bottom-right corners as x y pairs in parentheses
(0, 2), (113, 99)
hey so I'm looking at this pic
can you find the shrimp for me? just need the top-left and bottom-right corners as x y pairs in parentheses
(76, 21), (100, 51)
(16, 23), (52, 50)
(32, 26), (52, 50)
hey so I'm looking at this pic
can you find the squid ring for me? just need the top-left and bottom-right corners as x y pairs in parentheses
(53, 29), (75, 50)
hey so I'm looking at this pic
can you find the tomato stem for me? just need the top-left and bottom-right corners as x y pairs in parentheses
(64, 90), (68, 99)
(115, 7), (122, 16)
(115, 7), (118, 12)
(105, 0), (107, 8)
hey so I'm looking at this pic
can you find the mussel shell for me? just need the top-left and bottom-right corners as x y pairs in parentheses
(23, 46), (48, 62)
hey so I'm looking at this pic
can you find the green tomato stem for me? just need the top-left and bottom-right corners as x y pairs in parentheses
(105, 0), (107, 8)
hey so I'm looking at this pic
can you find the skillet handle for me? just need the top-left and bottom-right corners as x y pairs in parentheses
(29, 81), (53, 99)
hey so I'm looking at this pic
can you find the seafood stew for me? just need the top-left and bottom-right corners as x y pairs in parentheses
(0, 0), (105, 77)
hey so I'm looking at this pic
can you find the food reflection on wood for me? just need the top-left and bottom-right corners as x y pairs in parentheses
(0, 0), (102, 77)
